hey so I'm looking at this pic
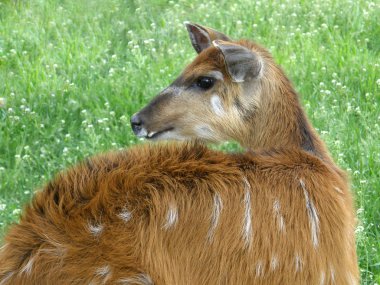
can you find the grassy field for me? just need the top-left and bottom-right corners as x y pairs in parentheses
(0, 0), (379, 283)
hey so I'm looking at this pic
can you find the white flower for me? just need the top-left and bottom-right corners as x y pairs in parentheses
(355, 225), (364, 234)
(0, 97), (5, 108)
(12, 209), (21, 215)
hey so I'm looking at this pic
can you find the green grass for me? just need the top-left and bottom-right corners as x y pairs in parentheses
(0, 0), (379, 283)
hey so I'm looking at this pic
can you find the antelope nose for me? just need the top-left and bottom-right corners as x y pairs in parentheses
(130, 114), (147, 137)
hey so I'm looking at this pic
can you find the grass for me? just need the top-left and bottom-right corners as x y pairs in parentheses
(0, 0), (379, 283)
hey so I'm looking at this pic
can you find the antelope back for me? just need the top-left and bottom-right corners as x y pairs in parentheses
(0, 143), (359, 285)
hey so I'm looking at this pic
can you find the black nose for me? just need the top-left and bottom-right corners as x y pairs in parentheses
(130, 113), (143, 134)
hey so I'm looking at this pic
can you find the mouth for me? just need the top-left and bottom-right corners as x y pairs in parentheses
(145, 127), (174, 140)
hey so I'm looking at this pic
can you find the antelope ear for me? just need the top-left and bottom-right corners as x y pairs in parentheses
(213, 40), (262, 83)
(184, 22), (230, 54)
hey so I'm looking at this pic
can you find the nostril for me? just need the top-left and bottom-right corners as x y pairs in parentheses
(131, 114), (143, 127)
(130, 114), (145, 135)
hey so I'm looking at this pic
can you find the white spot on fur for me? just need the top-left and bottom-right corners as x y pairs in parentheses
(118, 209), (132, 223)
(0, 272), (14, 285)
(300, 179), (320, 248)
(273, 200), (286, 232)
(0, 244), (8, 257)
(295, 254), (303, 272)
(242, 177), (253, 248)
(256, 260), (264, 277)
(163, 204), (178, 230)
(207, 192), (223, 241)
(20, 256), (34, 275)
(210, 95), (225, 117)
(118, 273), (153, 285)
(330, 265), (335, 283)
(96, 265), (112, 284)
(334, 186), (343, 194)
(320, 271), (325, 285)
(270, 255), (279, 271)
(88, 222), (104, 236)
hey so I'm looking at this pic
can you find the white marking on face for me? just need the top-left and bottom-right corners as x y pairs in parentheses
(163, 204), (178, 230)
(300, 179), (320, 248)
(242, 177), (253, 249)
(88, 222), (104, 236)
(256, 260), (264, 277)
(206, 70), (224, 81)
(118, 209), (132, 223)
(0, 272), (14, 285)
(20, 256), (34, 275)
(95, 265), (112, 284)
(270, 255), (279, 271)
(295, 254), (303, 272)
(273, 200), (286, 232)
(207, 192), (223, 242)
(147, 131), (157, 138)
(118, 273), (153, 285)
(210, 95), (225, 117)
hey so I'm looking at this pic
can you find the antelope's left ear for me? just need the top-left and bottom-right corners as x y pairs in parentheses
(213, 40), (262, 83)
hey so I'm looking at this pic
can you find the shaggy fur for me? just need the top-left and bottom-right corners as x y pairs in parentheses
(0, 23), (358, 284)
(0, 143), (357, 284)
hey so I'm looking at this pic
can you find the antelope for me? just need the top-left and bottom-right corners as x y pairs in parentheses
(0, 23), (358, 285)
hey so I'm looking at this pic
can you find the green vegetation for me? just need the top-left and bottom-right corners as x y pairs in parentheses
(0, 0), (379, 283)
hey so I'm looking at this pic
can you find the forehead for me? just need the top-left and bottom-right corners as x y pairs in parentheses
(180, 47), (226, 81)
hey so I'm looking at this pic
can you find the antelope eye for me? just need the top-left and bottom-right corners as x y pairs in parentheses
(196, 77), (215, 90)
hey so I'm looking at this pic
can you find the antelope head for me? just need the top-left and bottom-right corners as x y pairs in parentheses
(131, 22), (321, 154)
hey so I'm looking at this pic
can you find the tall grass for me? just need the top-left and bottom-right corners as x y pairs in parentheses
(0, 0), (379, 283)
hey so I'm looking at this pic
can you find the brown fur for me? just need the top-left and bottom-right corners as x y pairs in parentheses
(0, 23), (358, 284)
(0, 143), (357, 284)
